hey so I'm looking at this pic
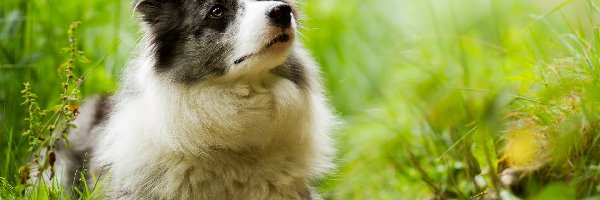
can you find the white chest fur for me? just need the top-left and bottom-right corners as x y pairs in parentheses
(96, 70), (332, 199)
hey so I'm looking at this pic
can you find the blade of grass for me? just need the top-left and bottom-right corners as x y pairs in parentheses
(436, 125), (480, 162)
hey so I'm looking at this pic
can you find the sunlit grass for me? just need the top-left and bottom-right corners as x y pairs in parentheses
(304, 0), (600, 199)
(2, 0), (600, 199)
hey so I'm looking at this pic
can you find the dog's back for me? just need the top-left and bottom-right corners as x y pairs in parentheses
(55, 95), (110, 193)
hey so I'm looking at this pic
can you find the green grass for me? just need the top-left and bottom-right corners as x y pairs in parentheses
(2, 0), (600, 199)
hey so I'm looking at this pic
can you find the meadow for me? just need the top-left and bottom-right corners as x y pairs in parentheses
(2, 0), (600, 199)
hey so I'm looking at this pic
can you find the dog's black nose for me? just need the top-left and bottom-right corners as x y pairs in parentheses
(268, 4), (292, 28)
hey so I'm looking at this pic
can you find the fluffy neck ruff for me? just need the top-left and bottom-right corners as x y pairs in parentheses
(96, 43), (335, 198)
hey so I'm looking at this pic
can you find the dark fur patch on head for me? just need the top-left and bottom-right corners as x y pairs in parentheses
(135, 0), (240, 84)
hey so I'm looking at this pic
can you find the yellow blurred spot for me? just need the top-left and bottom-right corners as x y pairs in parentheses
(505, 129), (541, 166)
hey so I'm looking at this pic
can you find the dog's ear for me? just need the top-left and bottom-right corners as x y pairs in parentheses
(134, 0), (167, 24)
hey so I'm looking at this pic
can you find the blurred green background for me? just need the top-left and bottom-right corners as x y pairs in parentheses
(2, 0), (600, 199)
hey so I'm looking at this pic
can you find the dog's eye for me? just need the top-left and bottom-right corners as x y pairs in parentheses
(209, 5), (225, 18)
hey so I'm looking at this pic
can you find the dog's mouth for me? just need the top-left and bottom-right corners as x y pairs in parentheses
(234, 33), (291, 65)
(266, 34), (290, 48)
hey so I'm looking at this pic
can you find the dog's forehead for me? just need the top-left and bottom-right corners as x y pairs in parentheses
(193, 0), (295, 5)
(201, 0), (296, 6)
(134, 0), (295, 10)
(251, 0), (295, 5)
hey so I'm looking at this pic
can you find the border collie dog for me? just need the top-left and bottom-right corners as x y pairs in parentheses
(56, 0), (336, 199)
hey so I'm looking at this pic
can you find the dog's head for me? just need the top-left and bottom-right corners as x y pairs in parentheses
(135, 0), (299, 84)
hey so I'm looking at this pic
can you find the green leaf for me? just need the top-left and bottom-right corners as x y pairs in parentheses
(532, 184), (576, 200)
(78, 55), (92, 64)
(60, 47), (71, 54)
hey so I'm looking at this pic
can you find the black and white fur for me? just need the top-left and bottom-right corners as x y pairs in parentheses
(56, 0), (336, 199)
